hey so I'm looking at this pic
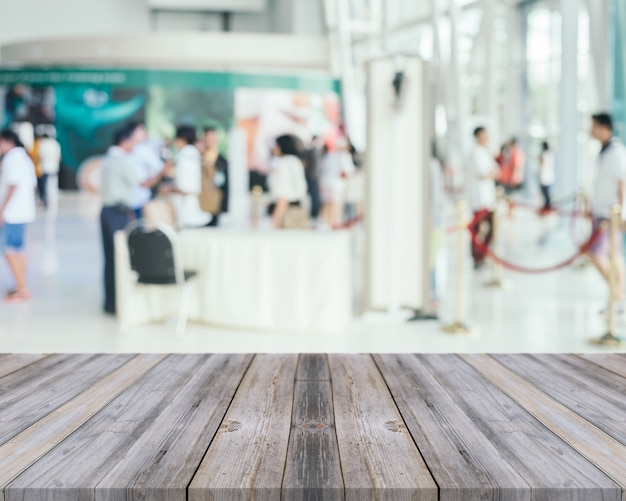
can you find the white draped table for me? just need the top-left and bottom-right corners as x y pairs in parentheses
(114, 228), (353, 332)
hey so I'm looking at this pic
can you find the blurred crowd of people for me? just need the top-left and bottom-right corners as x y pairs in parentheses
(466, 113), (626, 317)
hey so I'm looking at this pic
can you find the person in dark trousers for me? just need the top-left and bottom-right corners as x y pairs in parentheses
(539, 141), (556, 212)
(99, 127), (164, 315)
(466, 126), (499, 269)
(301, 135), (323, 219)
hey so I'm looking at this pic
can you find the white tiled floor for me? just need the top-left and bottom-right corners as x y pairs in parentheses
(0, 192), (622, 353)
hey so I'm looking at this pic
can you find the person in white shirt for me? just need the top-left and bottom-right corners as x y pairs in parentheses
(168, 126), (211, 228)
(319, 138), (355, 227)
(0, 129), (37, 303)
(269, 134), (308, 229)
(539, 141), (556, 212)
(587, 113), (626, 307)
(37, 132), (61, 210)
(466, 126), (499, 269)
(128, 121), (165, 218)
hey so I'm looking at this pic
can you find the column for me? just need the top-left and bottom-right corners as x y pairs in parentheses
(558, 0), (579, 199)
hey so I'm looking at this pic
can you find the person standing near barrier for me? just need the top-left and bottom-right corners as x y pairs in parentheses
(539, 141), (556, 213)
(0, 129), (37, 304)
(500, 137), (526, 195)
(467, 126), (499, 269)
(588, 113), (626, 311)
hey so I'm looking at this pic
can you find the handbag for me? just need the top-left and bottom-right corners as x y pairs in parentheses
(283, 204), (309, 229)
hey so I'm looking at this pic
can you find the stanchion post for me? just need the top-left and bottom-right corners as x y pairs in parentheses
(592, 205), (625, 347)
(442, 200), (474, 334)
(485, 186), (505, 288)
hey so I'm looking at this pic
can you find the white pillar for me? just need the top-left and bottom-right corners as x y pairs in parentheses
(559, 0), (580, 199)
(480, 0), (497, 135)
(586, 0), (611, 108)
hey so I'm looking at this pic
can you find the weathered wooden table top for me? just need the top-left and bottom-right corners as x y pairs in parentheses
(0, 353), (624, 501)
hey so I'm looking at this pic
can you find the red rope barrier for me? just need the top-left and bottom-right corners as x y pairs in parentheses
(467, 209), (602, 274)
(333, 215), (364, 230)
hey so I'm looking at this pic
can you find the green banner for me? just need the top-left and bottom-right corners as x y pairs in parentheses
(0, 67), (340, 94)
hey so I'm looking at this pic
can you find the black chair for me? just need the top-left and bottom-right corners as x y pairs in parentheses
(122, 221), (197, 336)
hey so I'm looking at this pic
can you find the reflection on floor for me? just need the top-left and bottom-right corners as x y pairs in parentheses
(0, 193), (622, 353)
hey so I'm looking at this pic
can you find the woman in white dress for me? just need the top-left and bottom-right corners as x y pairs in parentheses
(269, 134), (308, 229)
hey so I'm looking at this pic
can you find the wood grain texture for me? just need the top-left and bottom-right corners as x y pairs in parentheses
(461, 354), (626, 499)
(328, 354), (438, 501)
(0, 355), (50, 380)
(494, 354), (626, 445)
(188, 354), (298, 501)
(0, 354), (167, 501)
(6, 355), (242, 501)
(0, 354), (135, 446)
(423, 354), (620, 501)
(577, 354), (626, 379)
(94, 354), (253, 501)
(296, 354), (330, 381)
(2, 354), (626, 501)
(281, 355), (342, 501)
(374, 354), (530, 501)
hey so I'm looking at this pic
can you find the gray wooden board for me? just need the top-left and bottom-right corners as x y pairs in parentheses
(418, 354), (620, 500)
(189, 354), (299, 501)
(0, 354), (167, 501)
(461, 354), (626, 501)
(493, 354), (626, 445)
(577, 354), (626, 379)
(281, 355), (343, 501)
(373, 354), (530, 501)
(0, 355), (50, 380)
(94, 354), (254, 501)
(296, 354), (330, 381)
(328, 354), (438, 501)
(2, 354), (626, 501)
(0, 354), (135, 446)
(5, 355), (202, 501)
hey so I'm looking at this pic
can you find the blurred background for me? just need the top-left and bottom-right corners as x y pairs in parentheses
(0, 0), (624, 353)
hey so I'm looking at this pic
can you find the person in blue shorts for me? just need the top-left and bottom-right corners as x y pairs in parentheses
(0, 129), (37, 303)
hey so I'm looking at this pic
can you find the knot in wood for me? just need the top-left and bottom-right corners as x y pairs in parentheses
(296, 421), (330, 432)
(384, 420), (405, 433)
(222, 420), (242, 433)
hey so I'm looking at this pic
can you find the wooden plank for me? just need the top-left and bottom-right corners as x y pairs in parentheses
(328, 354), (438, 501)
(0, 355), (50, 380)
(189, 354), (298, 501)
(460, 354), (626, 500)
(6, 355), (249, 501)
(0, 354), (167, 501)
(281, 355), (342, 501)
(577, 354), (626, 379)
(296, 354), (330, 381)
(94, 354), (253, 501)
(493, 354), (626, 445)
(0, 354), (135, 446)
(420, 355), (620, 500)
(374, 354), (530, 501)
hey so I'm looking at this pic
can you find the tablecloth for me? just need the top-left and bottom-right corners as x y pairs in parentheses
(114, 228), (353, 332)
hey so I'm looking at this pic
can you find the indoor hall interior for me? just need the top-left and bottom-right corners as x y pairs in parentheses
(0, 191), (617, 354)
